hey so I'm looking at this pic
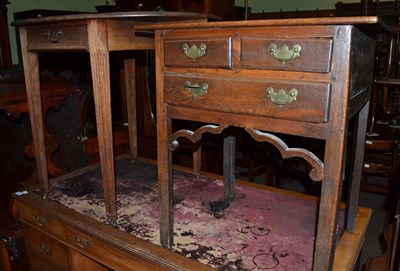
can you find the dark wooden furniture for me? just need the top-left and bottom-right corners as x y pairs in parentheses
(361, 136), (399, 195)
(115, 0), (237, 21)
(13, 12), (213, 225)
(135, 16), (381, 270)
(367, 0), (400, 131)
(10, 160), (372, 271)
(0, 0), (11, 71)
(0, 75), (81, 210)
(365, 195), (400, 271)
(392, 199), (400, 271)
(249, 8), (336, 20)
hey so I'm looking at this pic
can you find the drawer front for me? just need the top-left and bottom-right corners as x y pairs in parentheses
(164, 37), (232, 68)
(18, 203), (67, 240)
(26, 24), (88, 50)
(66, 227), (163, 270)
(164, 74), (331, 123)
(241, 37), (333, 72)
(24, 224), (69, 271)
(27, 255), (64, 271)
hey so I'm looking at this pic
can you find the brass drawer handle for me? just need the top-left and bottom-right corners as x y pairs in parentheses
(268, 43), (301, 64)
(35, 215), (48, 227)
(266, 87), (298, 105)
(76, 236), (91, 249)
(182, 43), (206, 60)
(40, 243), (52, 256)
(44, 30), (63, 43)
(184, 81), (208, 99)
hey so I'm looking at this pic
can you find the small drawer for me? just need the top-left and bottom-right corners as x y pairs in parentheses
(241, 37), (333, 73)
(24, 224), (69, 271)
(164, 37), (232, 68)
(18, 203), (67, 240)
(164, 74), (331, 123)
(26, 24), (88, 50)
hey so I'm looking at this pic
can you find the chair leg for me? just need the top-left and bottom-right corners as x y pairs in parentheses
(1, 226), (28, 271)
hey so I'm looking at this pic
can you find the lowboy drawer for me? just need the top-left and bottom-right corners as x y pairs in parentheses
(24, 224), (69, 271)
(164, 37), (232, 68)
(164, 74), (331, 123)
(241, 37), (333, 72)
(18, 203), (67, 240)
(26, 24), (88, 50)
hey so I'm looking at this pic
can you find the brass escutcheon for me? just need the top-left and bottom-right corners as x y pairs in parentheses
(182, 43), (206, 60)
(268, 43), (301, 64)
(76, 236), (91, 249)
(266, 87), (298, 105)
(184, 81), (208, 99)
(40, 243), (52, 256)
(35, 215), (48, 227)
(44, 30), (63, 43)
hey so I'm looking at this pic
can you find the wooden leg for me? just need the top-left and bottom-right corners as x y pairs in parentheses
(159, 118), (173, 248)
(0, 237), (12, 271)
(193, 144), (201, 176)
(19, 27), (49, 196)
(124, 59), (137, 159)
(314, 126), (348, 270)
(88, 21), (116, 224)
(346, 102), (369, 232)
(223, 135), (236, 205)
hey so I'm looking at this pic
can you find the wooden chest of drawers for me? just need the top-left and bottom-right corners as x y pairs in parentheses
(14, 189), (199, 271)
(135, 17), (382, 271)
(24, 224), (69, 271)
(161, 27), (335, 125)
(156, 23), (370, 125)
(12, 161), (372, 271)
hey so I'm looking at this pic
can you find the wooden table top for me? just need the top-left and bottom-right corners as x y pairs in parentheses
(134, 15), (387, 30)
(12, 11), (219, 26)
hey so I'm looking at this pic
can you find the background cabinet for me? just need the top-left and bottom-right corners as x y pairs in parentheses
(0, 0), (11, 71)
(115, 0), (239, 20)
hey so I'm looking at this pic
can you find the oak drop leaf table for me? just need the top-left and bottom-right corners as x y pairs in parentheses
(13, 11), (212, 223)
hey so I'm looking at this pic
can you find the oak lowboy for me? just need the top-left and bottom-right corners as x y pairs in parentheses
(136, 16), (383, 270)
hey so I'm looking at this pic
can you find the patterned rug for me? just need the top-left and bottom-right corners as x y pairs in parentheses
(48, 158), (344, 271)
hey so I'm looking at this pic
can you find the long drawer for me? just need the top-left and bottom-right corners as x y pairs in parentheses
(18, 202), (67, 240)
(25, 23), (88, 50)
(66, 226), (164, 271)
(24, 224), (69, 271)
(164, 74), (331, 123)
